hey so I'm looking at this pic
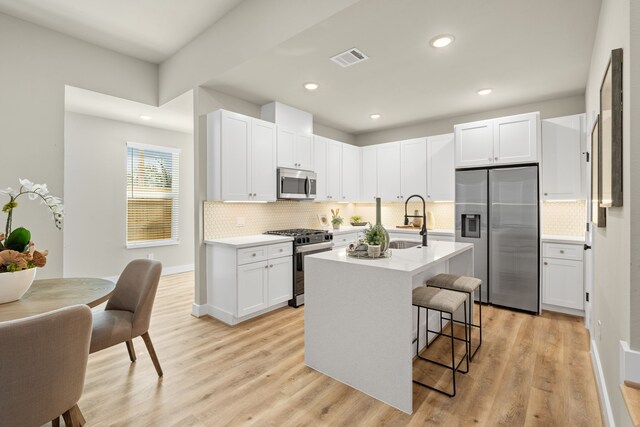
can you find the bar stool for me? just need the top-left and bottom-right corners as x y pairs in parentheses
(426, 274), (482, 360)
(412, 286), (468, 397)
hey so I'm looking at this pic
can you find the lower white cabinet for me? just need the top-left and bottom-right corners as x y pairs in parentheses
(542, 242), (584, 312)
(208, 241), (293, 325)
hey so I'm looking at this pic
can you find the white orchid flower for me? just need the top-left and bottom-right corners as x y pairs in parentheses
(0, 187), (17, 196)
(31, 183), (49, 195)
(18, 178), (34, 191)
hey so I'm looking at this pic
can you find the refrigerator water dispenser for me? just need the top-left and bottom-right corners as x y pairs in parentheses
(462, 214), (481, 238)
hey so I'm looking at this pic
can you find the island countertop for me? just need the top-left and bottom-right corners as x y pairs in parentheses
(307, 241), (473, 274)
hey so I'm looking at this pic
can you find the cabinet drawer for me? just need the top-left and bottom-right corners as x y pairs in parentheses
(268, 242), (293, 259)
(542, 243), (583, 261)
(333, 232), (358, 248)
(238, 246), (268, 265)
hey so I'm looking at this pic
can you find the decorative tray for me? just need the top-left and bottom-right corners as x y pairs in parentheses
(350, 222), (368, 226)
(346, 249), (392, 259)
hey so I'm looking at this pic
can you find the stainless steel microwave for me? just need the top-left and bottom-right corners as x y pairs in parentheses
(277, 168), (317, 200)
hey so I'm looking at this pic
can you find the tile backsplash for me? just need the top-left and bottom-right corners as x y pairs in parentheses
(542, 201), (586, 236)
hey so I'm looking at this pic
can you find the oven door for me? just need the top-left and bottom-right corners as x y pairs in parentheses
(291, 241), (333, 307)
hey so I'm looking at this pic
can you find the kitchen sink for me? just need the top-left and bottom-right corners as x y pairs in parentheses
(388, 240), (421, 249)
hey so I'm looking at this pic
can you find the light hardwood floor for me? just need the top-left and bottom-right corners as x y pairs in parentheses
(79, 272), (603, 426)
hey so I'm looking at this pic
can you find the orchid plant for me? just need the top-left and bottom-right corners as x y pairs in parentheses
(0, 179), (63, 272)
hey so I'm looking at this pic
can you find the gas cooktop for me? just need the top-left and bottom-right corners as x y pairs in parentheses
(264, 229), (328, 237)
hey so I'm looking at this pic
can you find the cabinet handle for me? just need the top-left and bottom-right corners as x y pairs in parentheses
(544, 193), (548, 196)
(265, 265), (269, 269)
(560, 250), (565, 254)
(494, 157), (498, 160)
(544, 262), (548, 265)
(269, 264), (273, 268)
(279, 248), (283, 252)
(252, 253), (257, 257)
(342, 196), (346, 199)
(488, 157), (492, 161)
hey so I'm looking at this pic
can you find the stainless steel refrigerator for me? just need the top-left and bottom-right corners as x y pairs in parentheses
(455, 166), (539, 313)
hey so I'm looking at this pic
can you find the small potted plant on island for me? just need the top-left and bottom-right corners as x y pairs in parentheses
(330, 209), (343, 230)
(349, 215), (367, 226)
(364, 224), (385, 258)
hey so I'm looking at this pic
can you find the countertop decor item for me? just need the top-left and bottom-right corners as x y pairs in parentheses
(0, 178), (63, 304)
(365, 198), (390, 254)
(331, 209), (343, 230)
(426, 211), (436, 230)
(317, 213), (329, 227)
(349, 215), (367, 226)
(411, 210), (422, 227)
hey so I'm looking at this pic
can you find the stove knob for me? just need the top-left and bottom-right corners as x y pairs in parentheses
(296, 238), (302, 244)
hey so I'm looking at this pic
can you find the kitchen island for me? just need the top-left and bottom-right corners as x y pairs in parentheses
(304, 241), (474, 414)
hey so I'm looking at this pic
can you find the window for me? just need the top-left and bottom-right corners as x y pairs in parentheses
(126, 142), (180, 248)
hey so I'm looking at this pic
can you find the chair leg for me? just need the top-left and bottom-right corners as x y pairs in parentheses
(62, 404), (86, 427)
(52, 416), (60, 427)
(141, 332), (163, 377)
(126, 340), (136, 362)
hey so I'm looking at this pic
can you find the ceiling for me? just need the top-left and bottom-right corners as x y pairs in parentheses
(0, 0), (244, 63)
(65, 86), (193, 134)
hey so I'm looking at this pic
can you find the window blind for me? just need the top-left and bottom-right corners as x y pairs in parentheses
(126, 142), (180, 247)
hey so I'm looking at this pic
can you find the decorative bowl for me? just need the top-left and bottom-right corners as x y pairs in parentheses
(350, 222), (368, 226)
(0, 268), (37, 304)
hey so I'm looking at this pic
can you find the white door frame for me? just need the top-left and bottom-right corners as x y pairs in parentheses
(583, 112), (596, 332)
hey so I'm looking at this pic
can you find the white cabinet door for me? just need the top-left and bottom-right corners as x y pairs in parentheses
(454, 120), (494, 168)
(296, 134), (313, 170)
(237, 261), (269, 317)
(251, 119), (277, 201)
(361, 145), (378, 201)
(377, 142), (402, 202)
(326, 139), (342, 201)
(542, 114), (584, 200)
(427, 133), (455, 202)
(313, 136), (328, 201)
(276, 127), (296, 168)
(268, 256), (293, 306)
(221, 111), (251, 201)
(493, 112), (539, 165)
(401, 138), (427, 199)
(341, 143), (360, 201)
(543, 258), (584, 310)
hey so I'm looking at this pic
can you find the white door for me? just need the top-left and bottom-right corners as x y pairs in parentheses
(268, 256), (293, 305)
(542, 114), (585, 200)
(361, 145), (378, 201)
(220, 111), (251, 201)
(542, 258), (584, 310)
(377, 142), (402, 202)
(237, 261), (269, 316)
(493, 112), (539, 165)
(401, 138), (427, 199)
(313, 136), (328, 201)
(296, 134), (313, 170)
(326, 139), (342, 201)
(250, 119), (277, 201)
(454, 120), (494, 168)
(341, 144), (360, 201)
(276, 127), (296, 168)
(584, 113), (596, 331)
(427, 133), (455, 202)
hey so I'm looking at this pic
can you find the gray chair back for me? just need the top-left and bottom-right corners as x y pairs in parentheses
(0, 305), (92, 426)
(106, 259), (162, 337)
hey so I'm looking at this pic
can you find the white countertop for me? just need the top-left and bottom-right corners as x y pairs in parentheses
(541, 234), (585, 244)
(204, 234), (293, 248)
(307, 241), (473, 274)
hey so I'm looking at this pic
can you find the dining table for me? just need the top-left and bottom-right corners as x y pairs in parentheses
(0, 277), (115, 322)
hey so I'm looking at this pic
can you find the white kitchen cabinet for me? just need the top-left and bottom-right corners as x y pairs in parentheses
(341, 143), (360, 201)
(377, 142), (402, 202)
(326, 139), (342, 201)
(237, 261), (269, 317)
(276, 127), (313, 170)
(454, 119), (494, 168)
(361, 145), (378, 201)
(313, 136), (328, 201)
(542, 242), (584, 313)
(332, 231), (359, 249)
(542, 114), (585, 200)
(267, 256), (294, 305)
(207, 109), (277, 202)
(401, 138), (427, 199)
(427, 133), (455, 202)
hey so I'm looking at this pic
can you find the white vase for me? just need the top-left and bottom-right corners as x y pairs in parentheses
(367, 245), (381, 258)
(0, 268), (37, 304)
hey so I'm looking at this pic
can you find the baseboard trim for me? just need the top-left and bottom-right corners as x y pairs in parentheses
(591, 339), (615, 427)
(191, 303), (210, 318)
(619, 340), (640, 384)
(541, 303), (584, 317)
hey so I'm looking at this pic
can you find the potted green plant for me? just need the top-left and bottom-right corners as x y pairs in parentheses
(350, 215), (367, 226)
(364, 224), (385, 257)
(330, 209), (343, 230)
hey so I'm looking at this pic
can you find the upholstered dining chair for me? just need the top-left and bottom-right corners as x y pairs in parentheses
(0, 304), (93, 427)
(90, 259), (163, 376)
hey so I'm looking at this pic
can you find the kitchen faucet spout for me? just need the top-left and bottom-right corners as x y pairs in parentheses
(403, 195), (428, 246)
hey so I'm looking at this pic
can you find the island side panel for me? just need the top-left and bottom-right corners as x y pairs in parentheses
(305, 258), (414, 414)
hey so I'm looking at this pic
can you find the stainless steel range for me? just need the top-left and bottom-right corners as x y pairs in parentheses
(264, 229), (333, 307)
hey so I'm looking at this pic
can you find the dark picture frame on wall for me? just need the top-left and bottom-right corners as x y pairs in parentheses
(591, 115), (606, 227)
(599, 47), (623, 208)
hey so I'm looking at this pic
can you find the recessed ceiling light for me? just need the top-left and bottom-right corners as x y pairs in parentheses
(430, 34), (455, 48)
(303, 82), (319, 91)
(370, 113), (381, 120)
(477, 88), (493, 96)
(139, 114), (152, 120)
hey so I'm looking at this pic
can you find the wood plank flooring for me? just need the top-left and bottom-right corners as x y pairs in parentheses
(79, 272), (603, 426)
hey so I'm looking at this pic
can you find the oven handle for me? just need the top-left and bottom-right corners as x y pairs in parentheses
(295, 241), (334, 253)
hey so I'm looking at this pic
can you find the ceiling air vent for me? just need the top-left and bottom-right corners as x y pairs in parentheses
(330, 47), (369, 68)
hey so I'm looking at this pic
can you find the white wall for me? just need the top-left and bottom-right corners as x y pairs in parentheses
(64, 112), (193, 278)
(0, 12), (158, 278)
(584, 0), (632, 425)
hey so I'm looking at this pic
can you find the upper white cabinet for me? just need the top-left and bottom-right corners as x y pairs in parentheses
(207, 109), (276, 202)
(276, 128), (313, 170)
(427, 133), (455, 201)
(542, 114), (585, 200)
(360, 145), (378, 201)
(326, 139), (342, 201)
(376, 142), (402, 201)
(455, 112), (540, 168)
(341, 143), (360, 201)
(401, 138), (428, 200)
(313, 136), (328, 200)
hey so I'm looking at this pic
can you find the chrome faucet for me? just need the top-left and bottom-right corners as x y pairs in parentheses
(404, 194), (428, 246)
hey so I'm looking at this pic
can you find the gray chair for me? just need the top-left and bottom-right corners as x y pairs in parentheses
(90, 259), (163, 377)
(0, 305), (93, 427)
